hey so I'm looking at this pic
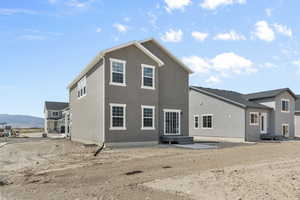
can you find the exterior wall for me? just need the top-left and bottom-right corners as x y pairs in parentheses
(274, 91), (295, 137)
(141, 40), (189, 137)
(189, 89), (246, 140)
(104, 45), (160, 143)
(46, 120), (57, 133)
(245, 108), (271, 141)
(295, 113), (300, 137)
(70, 59), (105, 145)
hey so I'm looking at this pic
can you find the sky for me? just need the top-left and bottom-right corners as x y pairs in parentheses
(0, 0), (300, 117)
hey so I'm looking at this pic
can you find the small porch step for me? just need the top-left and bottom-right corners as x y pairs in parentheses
(260, 134), (284, 140)
(160, 136), (194, 144)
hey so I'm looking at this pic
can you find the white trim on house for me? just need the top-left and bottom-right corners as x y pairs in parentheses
(141, 105), (155, 130)
(140, 38), (194, 74)
(109, 58), (126, 87)
(67, 40), (165, 89)
(281, 99), (290, 113)
(163, 109), (181, 136)
(194, 115), (200, 129)
(201, 114), (213, 129)
(102, 60), (105, 143)
(282, 123), (289, 136)
(109, 103), (127, 130)
(250, 112), (259, 126)
(141, 64), (155, 90)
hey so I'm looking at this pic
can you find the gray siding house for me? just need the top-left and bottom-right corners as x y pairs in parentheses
(295, 96), (300, 137)
(44, 101), (70, 134)
(190, 87), (297, 142)
(67, 38), (193, 145)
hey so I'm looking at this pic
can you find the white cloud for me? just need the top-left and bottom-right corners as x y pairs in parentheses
(124, 17), (130, 22)
(265, 8), (272, 17)
(164, 0), (192, 12)
(200, 0), (246, 10)
(161, 29), (183, 43)
(213, 30), (246, 40)
(96, 27), (102, 33)
(254, 21), (275, 42)
(147, 12), (158, 29)
(206, 76), (221, 85)
(48, 0), (58, 4)
(65, 0), (95, 8)
(18, 35), (47, 40)
(292, 60), (300, 73)
(191, 32), (209, 41)
(182, 56), (211, 73)
(273, 23), (292, 38)
(260, 62), (277, 68)
(113, 23), (128, 33)
(183, 52), (256, 81)
(0, 8), (37, 15)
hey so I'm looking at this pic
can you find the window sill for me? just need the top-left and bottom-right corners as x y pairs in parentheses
(110, 127), (127, 131)
(281, 111), (290, 113)
(202, 127), (213, 130)
(141, 86), (155, 90)
(141, 127), (155, 130)
(110, 82), (126, 87)
(250, 123), (259, 126)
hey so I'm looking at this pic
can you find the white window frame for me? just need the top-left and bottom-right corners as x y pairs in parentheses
(250, 112), (259, 126)
(141, 64), (155, 90)
(53, 111), (59, 117)
(282, 123), (289, 136)
(281, 99), (290, 113)
(109, 103), (126, 130)
(77, 76), (87, 99)
(141, 105), (155, 130)
(110, 58), (126, 87)
(201, 114), (213, 129)
(194, 115), (200, 129)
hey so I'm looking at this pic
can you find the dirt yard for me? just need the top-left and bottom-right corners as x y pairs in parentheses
(1, 139), (300, 200)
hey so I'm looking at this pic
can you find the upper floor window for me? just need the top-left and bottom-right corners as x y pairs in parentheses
(141, 105), (155, 130)
(194, 115), (199, 129)
(202, 114), (213, 129)
(250, 112), (259, 125)
(110, 58), (126, 86)
(53, 112), (59, 117)
(77, 76), (87, 99)
(281, 99), (290, 112)
(141, 64), (155, 89)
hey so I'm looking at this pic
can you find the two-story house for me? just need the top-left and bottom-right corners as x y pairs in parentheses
(44, 101), (69, 134)
(189, 87), (297, 142)
(67, 38), (193, 145)
(295, 95), (300, 137)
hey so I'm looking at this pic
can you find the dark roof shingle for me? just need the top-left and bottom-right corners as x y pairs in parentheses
(45, 101), (69, 110)
(243, 88), (297, 100)
(190, 86), (271, 109)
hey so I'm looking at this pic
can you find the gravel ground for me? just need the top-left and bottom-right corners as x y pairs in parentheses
(1, 139), (300, 200)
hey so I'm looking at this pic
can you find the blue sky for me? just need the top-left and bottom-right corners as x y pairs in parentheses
(0, 0), (300, 117)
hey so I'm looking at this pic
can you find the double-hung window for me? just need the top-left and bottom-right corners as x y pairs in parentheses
(110, 58), (126, 86)
(77, 76), (87, 99)
(202, 115), (213, 129)
(141, 105), (155, 130)
(110, 104), (126, 130)
(281, 99), (290, 112)
(194, 115), (199, 129)
(250, 112), (259, 125)
(141, 64), (155, 89)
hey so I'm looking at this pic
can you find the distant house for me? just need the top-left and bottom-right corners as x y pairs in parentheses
(295, 95), (300, 137)
(190, 87), (297, 142)
(67, 38), (193, 145)
(44, 101), (70, 134)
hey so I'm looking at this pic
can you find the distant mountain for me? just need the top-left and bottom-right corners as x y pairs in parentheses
(0, 114), (44, 128)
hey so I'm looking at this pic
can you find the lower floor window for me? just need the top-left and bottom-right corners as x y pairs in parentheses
(250, 112), (259, 125)
(202, 115), (213, 129)
(194, 115), (199, 129)
(110, 104), (126, 129)
(142, 106), (155, 129)
(282, 124), (289, 137)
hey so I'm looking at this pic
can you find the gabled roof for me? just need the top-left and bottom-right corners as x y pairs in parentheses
(243, 88), (297, 101)
(296, 95), (300, 113)
(140, 38), (194, 74)
(45, 101), (69, 111)
(67, 40), (164, 89)
(190, 86), (271, 110)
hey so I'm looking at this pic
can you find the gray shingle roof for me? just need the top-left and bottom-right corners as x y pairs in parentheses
(296, 95), (300, 112)
(45, 101), (69, 110)
(190, 86), (271, 109)
(243, 88), (297, 100)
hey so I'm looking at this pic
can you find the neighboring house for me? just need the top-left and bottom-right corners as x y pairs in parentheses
(67, 38), (193, 145)
(44, 101), (70, 134)
(189, 87), (297, 142)
(295, 95), (300, 137)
